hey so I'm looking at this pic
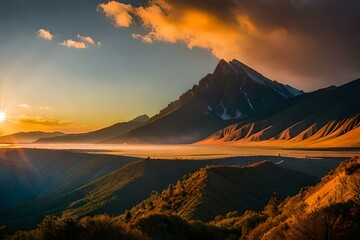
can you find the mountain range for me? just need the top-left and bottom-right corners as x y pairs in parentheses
(200, 77), (360, 147)
(0, 131), (65, 144)
(35, 115), (149, 143)
(33, 59), (360, 147)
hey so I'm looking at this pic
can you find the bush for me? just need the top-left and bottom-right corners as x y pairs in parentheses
(133, 214), (230, 240)
(287, 202), (360, 240)
(6, 215), (149, 240)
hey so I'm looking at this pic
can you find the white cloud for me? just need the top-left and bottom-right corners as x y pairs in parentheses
(37, 29), (54, 41)
(77, 34), (102, 47)
(132, 33), (154, 44)
(77, 34), (95, 45)
(59, 39), (87, 49)
(59, 35), (101, 49)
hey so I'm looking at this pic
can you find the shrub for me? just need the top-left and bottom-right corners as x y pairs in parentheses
(133, 214), (230, 240)
(287, 202), (360, 240)
(6, 215), (149, 240)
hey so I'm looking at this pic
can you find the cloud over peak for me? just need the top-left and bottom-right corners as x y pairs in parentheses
(99, 0), (360, 90)
(36, 28), (54, 41)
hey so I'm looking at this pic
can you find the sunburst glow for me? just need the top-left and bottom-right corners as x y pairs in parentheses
(0, 112), (6, 122)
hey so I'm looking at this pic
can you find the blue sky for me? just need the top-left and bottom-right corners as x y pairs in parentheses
(0, 0), (217, 134)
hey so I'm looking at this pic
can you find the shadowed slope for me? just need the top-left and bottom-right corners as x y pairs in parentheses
(127, 161), (317, 222)
(0, 149), (138, 209)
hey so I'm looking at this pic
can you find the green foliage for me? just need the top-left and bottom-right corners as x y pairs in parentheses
(345, 160), (360, 175)
(287, 201), (360, 240)
(133, 214), (231, 240)
(5, 215), (149, 240)
(264, 192), (281, 217)
(0, 225), (13, 240)
(125, 210), (132, 222)
(211, 210), (267, 236)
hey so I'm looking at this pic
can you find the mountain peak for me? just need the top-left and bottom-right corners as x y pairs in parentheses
(130, 114), (150, 123)
(109, 60), (303, 144)
(213, 59), (234, 75)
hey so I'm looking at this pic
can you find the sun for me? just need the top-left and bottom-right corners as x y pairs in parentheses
(0, 112), (6, 122)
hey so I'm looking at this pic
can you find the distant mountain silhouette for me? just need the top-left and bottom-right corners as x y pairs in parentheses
(108, 59), (302, 144)
(37, 114), (149, 143)
(0, 131), (65, 144)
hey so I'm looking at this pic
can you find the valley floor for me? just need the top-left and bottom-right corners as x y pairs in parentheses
(1, 143), (359, 159)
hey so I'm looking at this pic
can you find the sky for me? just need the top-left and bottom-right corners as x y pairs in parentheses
(0, 0), (359, 135)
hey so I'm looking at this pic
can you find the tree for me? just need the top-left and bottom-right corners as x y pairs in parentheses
(264, 192), (281, 216)
(125, 210), (132, 222)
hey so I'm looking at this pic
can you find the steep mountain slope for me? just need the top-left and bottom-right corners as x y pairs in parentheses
(201, 78), (360, 147)
(108, 59), (302, 144)
(242, 156), (360, 239)
(0, 131), (65, 144)
(0, 149), (137, 209)
(126, 161), (317, 222)
(37, 115), (149, 143)
(0, 155), (339, 229)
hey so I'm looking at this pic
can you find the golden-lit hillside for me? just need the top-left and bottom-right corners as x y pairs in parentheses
(240, 156), (360, 239)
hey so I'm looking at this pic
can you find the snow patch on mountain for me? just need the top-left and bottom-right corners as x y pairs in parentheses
(240, 87), (255, 112)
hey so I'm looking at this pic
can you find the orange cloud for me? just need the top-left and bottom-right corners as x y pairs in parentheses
(59, 39), (87, 49)
(19, 116), (72, 126)
(37, 28), (54, 41)
(98, 1), (133, 27)
(99, 0), (360, 90)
